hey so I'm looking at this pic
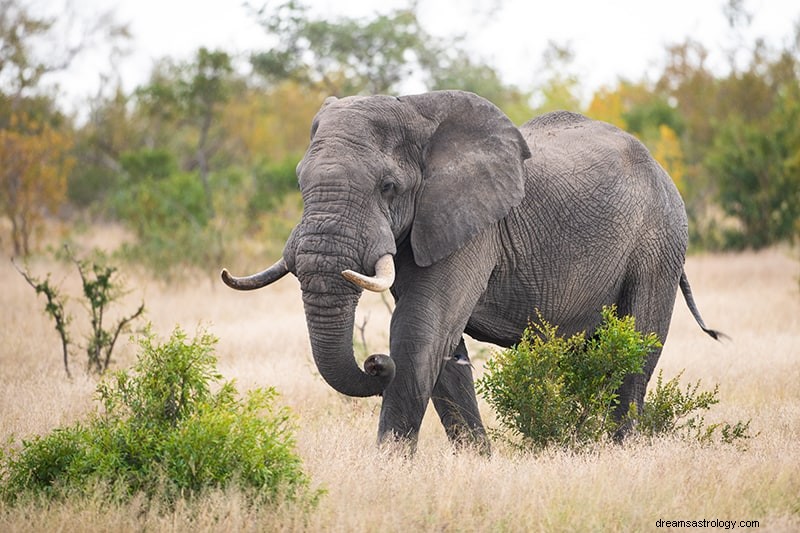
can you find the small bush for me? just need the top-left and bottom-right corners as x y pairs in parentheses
(638, 370), (753, 445)
(477, 307), (751, 451)
(0, 326), (315, 507)
(477, 306), (658, 450)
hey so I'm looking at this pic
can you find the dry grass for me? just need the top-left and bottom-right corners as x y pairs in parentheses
(1, 229), (799, 532)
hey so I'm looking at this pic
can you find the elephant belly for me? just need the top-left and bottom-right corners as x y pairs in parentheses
(465, 285), (539, 348)
(465, 263), (625, 348)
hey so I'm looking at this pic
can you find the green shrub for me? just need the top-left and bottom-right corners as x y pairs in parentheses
(247, 156), (301, 216)
(477, 306), (658, 450)
(111, 153), (221, 277)
(477, 307), (751, 451)
(0, 327), (315, 507)
(637, 370), (753, 445)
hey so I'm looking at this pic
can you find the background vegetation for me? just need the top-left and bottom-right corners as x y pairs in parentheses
(1, 0), (799, 270)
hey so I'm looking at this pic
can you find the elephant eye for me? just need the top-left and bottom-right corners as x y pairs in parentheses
(380, 181), (396, 195)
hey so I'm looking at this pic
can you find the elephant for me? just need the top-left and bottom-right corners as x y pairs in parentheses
(221, 90), (721, 452)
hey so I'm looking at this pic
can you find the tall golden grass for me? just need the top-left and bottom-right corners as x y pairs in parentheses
(1, 227), (798, 532)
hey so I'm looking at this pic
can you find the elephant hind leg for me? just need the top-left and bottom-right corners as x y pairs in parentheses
(612, 265), (681, 439)
(431, 338), (491, 454)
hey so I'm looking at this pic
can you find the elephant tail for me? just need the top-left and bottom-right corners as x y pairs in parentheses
(679, 271), (729, 341)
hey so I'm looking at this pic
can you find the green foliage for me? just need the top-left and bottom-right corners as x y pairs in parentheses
(705, 89), (800, 248)
(252, 1), (436, 95)
(119, 148), (177, 182)
(623, 96), (685, 138)
(637, 370), (753, 445)
(13, 246), (144, 376)
(477, 307), (660, 450)
(478, 307), (751, 451)
(531, 42), (582, 114)
(0, 327), (315, 507)
(247, 155), (301, 215)
(112, 160), (219, 276)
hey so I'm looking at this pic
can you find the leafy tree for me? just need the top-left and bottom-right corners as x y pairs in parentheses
(112, 149), (222, 276)
(706, 90), (800, 248)
(0, 0), (129, 101)
(136, 48), (236, 214)
(68, 86), (141, 208)
(0, 113), (74, 255)
(251, 1), (437, 95)
(585, 85), (628, 129)
(652, 124), (687, 194)
(656, 39), (718, 154)
(700, 18), (800, 248)
(219, 81), (326, 164)
(0, 0), (75, 97)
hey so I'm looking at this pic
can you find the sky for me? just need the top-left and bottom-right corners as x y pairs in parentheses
(26, 0), (800, 114)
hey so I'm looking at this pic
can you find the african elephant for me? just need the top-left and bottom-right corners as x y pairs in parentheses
(222, 90), (721, 452)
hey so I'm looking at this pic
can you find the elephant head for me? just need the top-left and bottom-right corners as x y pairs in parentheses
(222, 90), (530, 398)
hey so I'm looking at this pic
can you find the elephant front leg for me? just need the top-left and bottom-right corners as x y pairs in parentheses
(377, 235), (497, 451)
(377, 300), (490, 452)
(376, 330), (438, 452)
(432, 338), (490, 454)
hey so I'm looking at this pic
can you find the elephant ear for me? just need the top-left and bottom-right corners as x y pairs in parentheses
(403, 91), (531, 267)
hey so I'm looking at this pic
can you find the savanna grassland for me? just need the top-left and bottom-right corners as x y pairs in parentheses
(1, 228), (799, 532)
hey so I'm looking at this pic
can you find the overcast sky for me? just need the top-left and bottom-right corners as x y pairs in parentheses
(28, 0), (800, 112)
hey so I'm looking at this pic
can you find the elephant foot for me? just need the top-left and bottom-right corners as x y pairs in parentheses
(445, 424), (492, 456)
(377, 428), (419, 457)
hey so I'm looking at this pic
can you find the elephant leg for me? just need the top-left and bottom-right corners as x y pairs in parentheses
(377, 237), (495, 450)
(431, 338), (490, 454)
(612, 261), (681, 439)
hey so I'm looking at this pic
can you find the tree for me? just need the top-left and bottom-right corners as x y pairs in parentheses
(652, 124), (687, 195)
(0, 113), (74, 255)
(706, 89), (800, 248)
(0, 0), (129, 102)
(250, 1), (436, 95)
(68, 85), (140, 208)
(698, 11), (800, 248)
(135, 48), (236, 215)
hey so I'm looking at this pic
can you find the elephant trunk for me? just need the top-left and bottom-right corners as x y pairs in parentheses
(302, 284), (395, 397)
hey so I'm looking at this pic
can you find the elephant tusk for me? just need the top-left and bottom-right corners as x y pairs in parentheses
(221, 258), (289, 291)
(341, 254), (395, 292)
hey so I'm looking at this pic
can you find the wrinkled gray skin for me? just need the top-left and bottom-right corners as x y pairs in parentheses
(223, 90), (721, 452)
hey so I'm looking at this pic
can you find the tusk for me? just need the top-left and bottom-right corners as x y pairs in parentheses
(221, 258), (289, 291)
(341, 254), (395, 292)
